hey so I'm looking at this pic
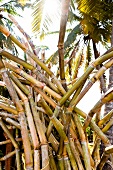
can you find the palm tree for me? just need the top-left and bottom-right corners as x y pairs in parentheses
(0, 0), (26, 52)
(32, 0), (112, 89)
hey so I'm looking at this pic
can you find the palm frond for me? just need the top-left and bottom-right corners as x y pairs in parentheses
(84, 41), (92, 71)
(68, 10), (81, 24)
(76, 0), (113, 39)
(77, 0), (113, 22)
(68, 1), (81, 23)
(80, 12), (112, 44)
(64, 24), (81, 49)
(76, 0), (101, 16)
(18, 0), (29, 6)
(72, 50), (83, 79)
(32, 0), (45, 34)
(32, 0), (61, 35)
(70, 0), (75, 11)
(67, 42), (80, 78)
(0, 0), (22, 15)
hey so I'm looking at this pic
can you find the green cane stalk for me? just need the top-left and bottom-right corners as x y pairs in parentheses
(97, 146), (113, 170)
(69, 137), (85, 170)
(0, 102), (18, 115)
(72, 114), (92, 170)
(76, 59), (113, 105)
(74, 107), (110, 145)
(59, 52), (113, 106)
(98, 109), (113, 127)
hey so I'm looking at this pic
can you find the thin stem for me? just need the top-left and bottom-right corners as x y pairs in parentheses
(5, 118), (21, 129)
(76, 59), (113, 105)
(0, 150), (16, 161)
(0, 117), (18, 148)
(0, 102), (18, 115)
(83, 88), (113, 130)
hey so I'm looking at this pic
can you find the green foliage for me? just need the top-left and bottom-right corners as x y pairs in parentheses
(0, 32), (5, 41)
(0, 0), (20, 16)
(76, 0), (101, 16)
(76, 0), (112, 44)
(0, 22), (19, 55)
(0, 1), (25, 55)
(76, 0), (113, 20)
(45, 0), (112, 66)
(32, 0), (46, 34)
(79, 115), (93, 142)
(64, 24), (81, 49)
(0, 150), (3, 157)
(37, 45), (49, 50)
(5, 37), (14, 51)
(0, 86), (10, 98)
(84, 41), (92, 71)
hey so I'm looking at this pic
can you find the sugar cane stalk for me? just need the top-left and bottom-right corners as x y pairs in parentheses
(97, 146), (113, 170)
(72, 114), (92, 170)
(40, 99), (78, 169)
(76, 59), (113, 105)
(0, 118), (21, 170)
(0, 25), (66, 95)
(59, 52), (113, 106)
(58, 0), (71, 89)
(0, 58), (33, 169)
(9, 72), (48, 169)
